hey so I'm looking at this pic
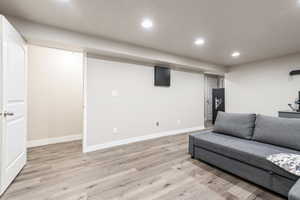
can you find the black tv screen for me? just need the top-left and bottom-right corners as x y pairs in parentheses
(154, 66), (170, 87)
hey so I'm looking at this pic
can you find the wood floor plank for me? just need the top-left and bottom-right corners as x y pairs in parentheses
(0, 133), (285, 200)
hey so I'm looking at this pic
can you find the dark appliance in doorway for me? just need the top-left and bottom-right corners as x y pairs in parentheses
(212, 88), (225, 124)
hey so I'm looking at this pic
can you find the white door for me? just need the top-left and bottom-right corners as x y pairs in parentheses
(0, 16), (27, 195)
(205, 76), (218, 121)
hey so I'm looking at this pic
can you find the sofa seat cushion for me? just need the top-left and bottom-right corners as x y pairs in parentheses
(191, 131), (299, 180)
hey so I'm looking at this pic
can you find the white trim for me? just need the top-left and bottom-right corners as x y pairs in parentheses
(84, 126), (204, 153)
(27, 134), (82, 148)
(82, 51), (88, 153)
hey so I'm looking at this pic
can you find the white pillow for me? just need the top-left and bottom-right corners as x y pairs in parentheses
(267, 153), (300, 176)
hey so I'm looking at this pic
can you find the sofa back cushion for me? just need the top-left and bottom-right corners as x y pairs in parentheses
(253, 115), (300, 151)
(213, 112), (256, 139)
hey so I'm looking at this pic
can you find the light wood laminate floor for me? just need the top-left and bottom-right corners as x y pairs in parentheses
(1, 133), (285, 200)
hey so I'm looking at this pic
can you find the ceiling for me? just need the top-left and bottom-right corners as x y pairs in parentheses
(1, 0), (300, 66)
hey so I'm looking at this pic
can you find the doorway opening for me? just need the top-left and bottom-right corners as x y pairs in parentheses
(27, 45), (84, 148)
(204, 74), (224, 128)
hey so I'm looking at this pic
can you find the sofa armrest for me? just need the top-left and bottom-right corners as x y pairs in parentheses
(188, 129), (213, 157)
(289, 179), (300, 200)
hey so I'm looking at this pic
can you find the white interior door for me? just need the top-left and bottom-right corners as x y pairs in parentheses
(0, 16), (27, 195)
(205, 76), (218, 121)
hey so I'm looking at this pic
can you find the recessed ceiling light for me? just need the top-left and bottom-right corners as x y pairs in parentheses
(232, 51), (241, 58)
(141, 19), (153, 29)
(194, 38), (205, 46)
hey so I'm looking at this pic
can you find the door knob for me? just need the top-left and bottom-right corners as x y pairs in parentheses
(1, 112), (14, 117)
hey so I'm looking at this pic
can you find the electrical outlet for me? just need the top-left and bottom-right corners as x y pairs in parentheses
(113, 128), (118, 133)
(156, 122), (160, 127)
(177, 120), (181, 125)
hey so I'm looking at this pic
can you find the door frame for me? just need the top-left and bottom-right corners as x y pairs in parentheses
(82, 51), (88, 153)
(204, 74), (224, 128)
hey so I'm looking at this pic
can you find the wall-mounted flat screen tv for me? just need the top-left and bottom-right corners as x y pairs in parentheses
(154, 66), (170, 87)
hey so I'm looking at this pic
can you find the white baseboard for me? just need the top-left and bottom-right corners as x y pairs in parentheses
(84, 126), (204, 153)
(27, 134), (82, 148)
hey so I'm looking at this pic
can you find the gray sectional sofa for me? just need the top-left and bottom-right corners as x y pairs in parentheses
(189, 112), (300, 199)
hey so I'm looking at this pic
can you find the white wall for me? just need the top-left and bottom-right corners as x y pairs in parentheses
(28, 45), (83, 145)
(85, 57), (204, 151)
(225, 53), (300, 116)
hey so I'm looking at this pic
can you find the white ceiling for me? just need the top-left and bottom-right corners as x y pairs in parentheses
(1, 0), (300, 66)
